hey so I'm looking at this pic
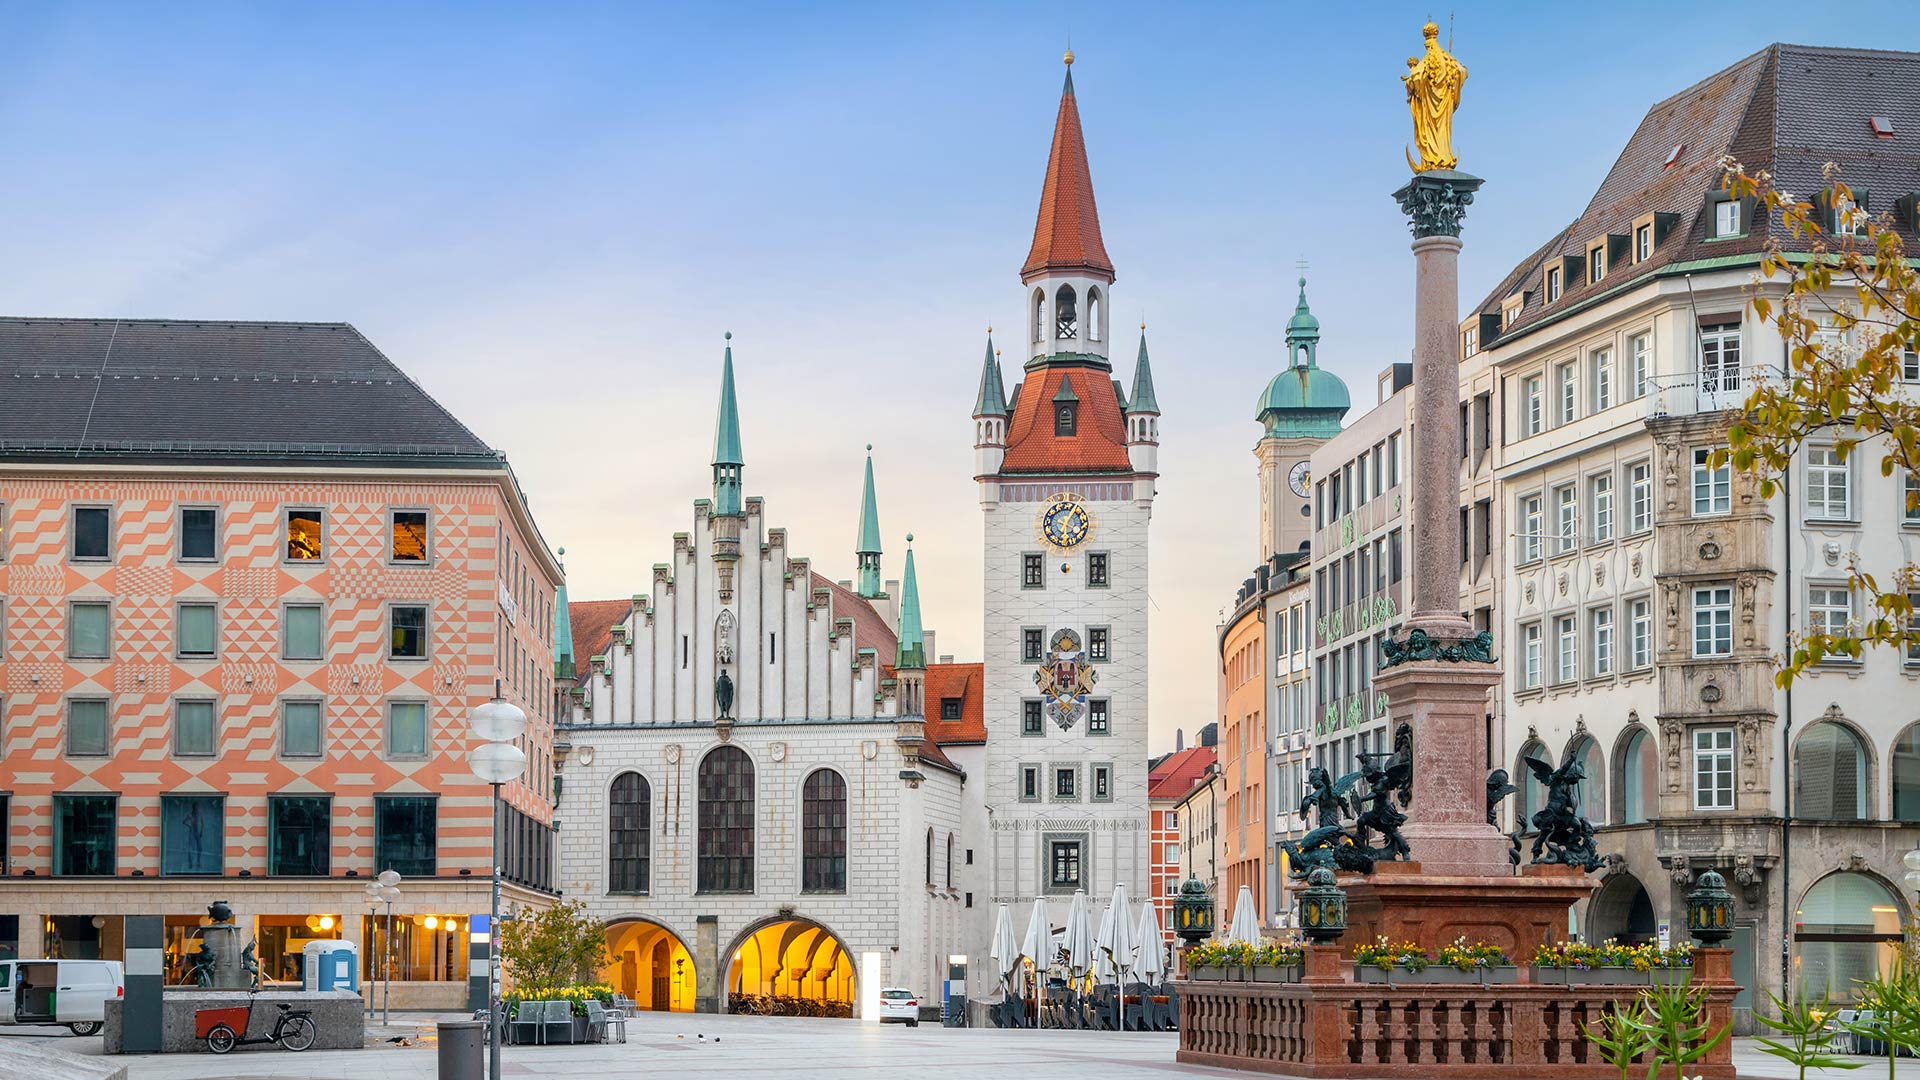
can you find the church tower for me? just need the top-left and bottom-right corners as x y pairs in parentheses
(977, 52), (1156, 914)
(1255, 278), (1349, 560)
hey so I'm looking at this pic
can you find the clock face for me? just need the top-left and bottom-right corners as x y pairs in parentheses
(1288, 461), (1312, 497)
(1040, 499), (1092, 550)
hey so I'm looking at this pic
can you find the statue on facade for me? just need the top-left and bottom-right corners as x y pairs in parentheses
(1403, 21), (1467, 172)
(1277, 753), (1417, 878)
(1522, 750), (1602, 871)
(1485, 768), (1516, 827)
(715, 669), (734, 720)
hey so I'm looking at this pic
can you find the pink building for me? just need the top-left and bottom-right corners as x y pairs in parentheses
(1147, 744), (1215, 946)
(0, 319), (561, 1007)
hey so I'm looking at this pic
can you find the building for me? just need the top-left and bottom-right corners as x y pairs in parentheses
(1146, 742), (1216, 944)
(1466, 43), (1920, 1023)
(1218, 587), (1266, 924)
(0, 319), (560, 1007)
(1172, 757), (1222, 907)
(554, 351), (975, 1014)
(1264, 564), (1312, 926)
(972, 53), (1160, 929)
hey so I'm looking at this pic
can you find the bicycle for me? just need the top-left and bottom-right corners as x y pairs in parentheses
(197, 997), (317, 1054)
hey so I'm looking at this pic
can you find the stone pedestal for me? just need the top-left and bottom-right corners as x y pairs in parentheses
(1342, 863), (1596, 959)
(1374, 657), (1508, 876)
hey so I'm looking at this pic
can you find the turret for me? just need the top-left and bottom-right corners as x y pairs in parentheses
(553, 546), (575, 681)
(1125, 327), (1160, 476)
(895, 534), (926, 715)
(855, 445), (885, 599)
(972, 334), (1009, 480)
(711, 333), (745, 600)
(1021, 51), (1114, 369)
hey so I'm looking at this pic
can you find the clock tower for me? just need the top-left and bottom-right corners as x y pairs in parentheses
(974, 52), (1157, 916)
(1255, 277), (1349, 560)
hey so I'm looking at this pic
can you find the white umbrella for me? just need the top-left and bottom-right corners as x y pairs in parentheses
(989, 903), (1022, 985)
(1022, 897), (1053, 1025)
(1062, 890), (1096, 977)
(1101, 883), (1138, 1031)
(1132, 902), (1167, 984)
(1092, 902), (1118, 983)
(1226, 884), (1263, 946)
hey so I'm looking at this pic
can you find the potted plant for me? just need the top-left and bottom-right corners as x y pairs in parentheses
(1532, 941), (1694, 985)
(1352, 938), (1432, 985)
(1252, 940), (1305, 983)
(1185, 942), (1229, 981)
(1221, 941), (1257, 981)
(1436, 938), (1516, 985)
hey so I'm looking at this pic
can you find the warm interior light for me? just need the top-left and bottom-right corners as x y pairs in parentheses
(424, 915), (439, 930)
(319, 915), (335, 931)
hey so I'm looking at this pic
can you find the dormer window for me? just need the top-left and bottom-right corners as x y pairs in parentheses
(1635, 223), (1652, 262)
(1713, 199), (1742, 238)
(1588, 244), (1606, 284)
(1829, 190), (1870, 236)
(1503, 296), (1523, 329)
(1056, 402), (1077, 436)
(1546, 265), (1562, 303)
(1871, 116), (1894, 139)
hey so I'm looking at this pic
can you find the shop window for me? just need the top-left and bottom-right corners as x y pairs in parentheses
(256, 914), (339, 983)
(1796, 873), (1903, 1002)
(160, 794), (224, 875)
(362, 913), (467, 982)
(53, 794), (116, 876)
(269, 796), (331, 876)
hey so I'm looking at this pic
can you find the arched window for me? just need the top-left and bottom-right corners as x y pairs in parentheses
(1514, 740), (1549, 832)
(1087, 287), (1102, 342)
(1570, 735), (1606, 826)
(1033, 289), (1048, 344)
(697, 746), (754, 893)
(1619, 728), (1655, 825)
(1054, 284), (1078, 340)
(801, 769), (847, 893)
(1796, 720), (1868, 820)
(1797, 872), (1904, 999)
(925, 827), (934, 885)
(609, 772), (651, 894)
(946, 832), (955, 888)
(1894, 723), (1920, 822)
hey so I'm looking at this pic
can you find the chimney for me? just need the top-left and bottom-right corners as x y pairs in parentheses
(923, 630), (937, 662)
(1175, 728), (1186, 752)
(939, 654), (955, 664)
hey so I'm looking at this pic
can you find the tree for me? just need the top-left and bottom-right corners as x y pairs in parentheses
(1716, 159), (1920, 685)
(498, 898), (610, 989)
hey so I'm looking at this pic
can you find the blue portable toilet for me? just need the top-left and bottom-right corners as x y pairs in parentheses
(303, 940), (360, 993)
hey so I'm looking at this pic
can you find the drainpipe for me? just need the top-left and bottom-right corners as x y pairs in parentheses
(1779, 440), (1795, 999)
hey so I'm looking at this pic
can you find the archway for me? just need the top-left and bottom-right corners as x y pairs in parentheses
(725, 917), (855, 1017)
(1796, 871), (1905, 1001)
(602, 919), (695, 1012)
(1586, 872), (1657, 946)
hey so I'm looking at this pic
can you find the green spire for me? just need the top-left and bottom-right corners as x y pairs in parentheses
(1286, 277), (1322, 361)
(552, 547), (576, 681)
(973, 334), (1009, 417)
(1127, 329), (1160, 414)
(855, 444), (884, 598)
(896, 533), (925, 670)
(712, 333), (744, 516)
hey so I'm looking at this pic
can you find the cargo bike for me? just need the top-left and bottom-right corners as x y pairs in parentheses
(193, 994), (316, 1053)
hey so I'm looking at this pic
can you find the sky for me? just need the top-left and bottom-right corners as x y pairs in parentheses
(4, 2), (1916, 754)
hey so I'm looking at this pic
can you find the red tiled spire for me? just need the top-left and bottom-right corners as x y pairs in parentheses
(1021, 55), (1115, 284)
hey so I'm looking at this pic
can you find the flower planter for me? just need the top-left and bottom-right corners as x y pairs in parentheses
(1534, 965), (1686, 986)
(1647, 966), (1693, 987)
(1252, 964), (1301, 983)
(1224, 965), (1251, 982)
(1192, 967), (1228, 982)
(1359, 965), (1515, 986)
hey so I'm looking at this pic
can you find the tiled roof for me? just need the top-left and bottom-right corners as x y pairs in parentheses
(0, 318), (498, 463)
(568, 599), (633, 676)
(924, 662), (986, 744)
(1001, 365), (1132, 473)
(810, 572), (898, 660)
(1148, 746), (1217, 802)
(1470, 44), (1920, 341)
(1021, 68), (1114, 282)
(918, 739), (961, 775)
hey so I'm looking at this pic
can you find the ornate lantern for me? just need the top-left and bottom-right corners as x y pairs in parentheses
(1297, 867), (1348, 945)
(1686, 869), (1735, 945)
(1172, 874), (1215, 945)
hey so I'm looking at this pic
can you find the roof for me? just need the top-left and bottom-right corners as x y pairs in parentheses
(895, 540), (924, 668)
(1470, 44), (1920, 342)
(1153, 746), (1218, 803)
(0, 318), (499, 464)
(1000, 365), (1133, 473)
(924, 662), (986, 744)
(1021, 61), (1115, 283)
(810, 572), (898, 660)
(568, 599), (633, 676)
(712, 338), (743, 466)
(1127, 332), (1160, 415)
(856, 450), (883, 556)
(973, 336), (1010, 418)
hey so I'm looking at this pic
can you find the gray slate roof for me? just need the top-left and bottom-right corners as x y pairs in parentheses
(0, 318), (500, 465)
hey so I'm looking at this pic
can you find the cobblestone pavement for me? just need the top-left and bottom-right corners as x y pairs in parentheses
(7, 1011), (1920, 1078)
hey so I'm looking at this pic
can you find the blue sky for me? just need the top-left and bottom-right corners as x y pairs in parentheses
(5, 2), (1915, 751)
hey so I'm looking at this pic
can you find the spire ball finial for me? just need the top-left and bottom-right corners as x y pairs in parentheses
(1063, 48), (1074, 66)
(724, 330), (732, 341)
(906, 532), (914, 543)
(866, 443), (872, 452)
(1422, 20), (1439, 38)
(557, 546), (565, 556)
(1299, 276), (1308, 288)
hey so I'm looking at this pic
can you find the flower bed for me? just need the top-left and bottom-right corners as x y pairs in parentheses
(1529, 941), (1693, 984)
(1353, 937), (1515, 985)
(505, 983), (616, 1019)
(1185, 940), (1304, 982)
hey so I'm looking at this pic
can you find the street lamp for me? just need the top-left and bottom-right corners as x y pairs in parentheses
(1902, 849), (1920, 899)
(367, 871), (402, 1024)
(469, 692), (528, 1080)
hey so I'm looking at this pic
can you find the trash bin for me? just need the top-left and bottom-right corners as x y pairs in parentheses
(437, 1019), (486, 1080)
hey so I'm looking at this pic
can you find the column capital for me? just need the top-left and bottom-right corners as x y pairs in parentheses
(1392, 170), (1484, 239)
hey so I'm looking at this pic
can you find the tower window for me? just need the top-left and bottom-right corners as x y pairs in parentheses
(1054, 284), (1078, 340)
(1022, 553), (1045, 588)
(1056, 401), (1077, 436)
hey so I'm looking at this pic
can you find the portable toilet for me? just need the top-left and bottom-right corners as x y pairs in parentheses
(303, 939), (360, 993)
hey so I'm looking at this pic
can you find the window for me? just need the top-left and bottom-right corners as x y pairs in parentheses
(160, 795), (224, 875)
(179, 507), (217, 562)
(1088, 626), (1110, 661)
(1906, 472), (1920, 525)
(1020, 765), (1040, 802)
(1523, 375), (1543, 436)
(940, 697), (963, 720)
(1713, 199), (1741, 238)
(53, 794), (116, 876)
(1092, 765), (1112, 801)
(67, 698), (110, 756)
(603, 772), (652, 894)
(387, 700), (428, 758)
(268, 796), (330, 876)
(1022, 553), (1044, 588)
(1554, 615), (1577, 683)
(282, 700), (323, 758)
(1621, 729), (1653, 824)
(1795, 721), (1867, 820)
(71, 506), (110, 560)
(374, 795), (438, 877)
(1591, 607), (1614, 676)
(390, 605), (428, 659)
(1692, 448), (1730, 515)
(1050, 840), (1083, 890)
(1055, 766), (1078, 800)
(801, 769), (847, 893)
(1700, 322), (1741, 395)
(1589, 245), (1605, 283)
(1895, 723), (1920, 821)
(1518, 495), (1542, 562)
(1055, 401), (1077, 436)
(1088, 699), (1110, 735)
(1554, 485), (1577, 554)
(390, 510), (429, 562)
(1905, 349), (1920, 382)
(69, 601), (110, 659)
(1022, 628), (1045, 662)
(1590, 473), (1613, 543)
(1087, 552), (1110, 587)
(1557, 361), (1577, 425)
(284, 603), (324, 660)
(1693, 587), (1733, 656)
(1546, 265), (1562, 302)
(1592, 348), (1613, 411)
(1629, 462), (1653, 533)
(1521, 623), (1542, 689)
(1462, 325), (1478, 358)
(178, 602), (217, 659)
(696, 746), (754, 892)
(1635, 223), (1652, 262)
(1693, 728), (1735, 809)
(285, 508), (323, 562)
(1795, 872), (1906, 995)
(1630, 598), (1653, 669)
(1022, 700), (1044, 736)
(1809, 585), (1854, 646)
(174, 699), (217, 757)
(1806, 447), (1852, 521)
(1631, 333), (1652, 398)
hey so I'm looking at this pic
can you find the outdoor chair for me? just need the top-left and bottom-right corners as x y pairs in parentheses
(541, 1000), (579, 1045)
(1123, 982), (1153, 1031)
(1161, 985), (1179, 1031)
(583, 1000), (615, 1043)
(511, 1000), (550, 1045)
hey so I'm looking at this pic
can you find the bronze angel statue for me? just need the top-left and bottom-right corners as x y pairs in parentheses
(1521, 748), (1602, 871)
(1279, 726), (1416, 877)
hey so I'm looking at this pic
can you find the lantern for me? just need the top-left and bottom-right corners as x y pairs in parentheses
(1686, 868), (1735, 945)
(1173, 874), (1216, 944)
(1297, 866), (1348, 945)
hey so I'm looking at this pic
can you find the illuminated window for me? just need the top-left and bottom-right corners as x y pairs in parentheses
(390, 605), (428, 659)
(285, 508), (324, 562)
(390, 510), (429, 562)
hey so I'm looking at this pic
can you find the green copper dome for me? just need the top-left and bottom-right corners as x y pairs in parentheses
(1257, 276), (1349, 438)
(1258, 366), (1350, 415)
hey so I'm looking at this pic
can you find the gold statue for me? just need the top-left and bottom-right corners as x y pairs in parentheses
(1403, 22), (1466, 173)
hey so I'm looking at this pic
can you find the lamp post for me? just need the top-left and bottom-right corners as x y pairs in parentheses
(376, 871), (402, 1024)
(362, 884), (381, 1018)
(469, 693), (528, 1080)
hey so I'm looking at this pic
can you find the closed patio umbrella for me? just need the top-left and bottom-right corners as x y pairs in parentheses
(990, 903), (1022, 985)
(1022, 897), (1053, 1026)
(1132, 902), (1167, 984)
(1103, 883), (1137, 1030)
(1092, 901), (1118, 984)
(1061, 890), (1096, 978)
(1226, 884), (1263, 946)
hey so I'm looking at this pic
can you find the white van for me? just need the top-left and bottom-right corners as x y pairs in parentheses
(0, 958), (125, 1035)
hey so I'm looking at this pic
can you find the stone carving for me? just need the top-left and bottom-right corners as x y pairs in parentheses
(1667, 858), (1694, 887)
(1486, 768), (1517, 826)
(664, 744), (682, 764)
(1701, 683), (1722, 704)
(1846, 853), (1870, 873)
(1601, 852), (1629, 879)
(1699, 540), (1721, 560)
(1732, 854), (1759, 889)
(769, 742), (787, 763)
(1631, 552), (1643, 576)
(715, 609), (736, 664)
(1558, 574), (1569, 597)
(1378, 628), (1495, 668)
(1521, 748), (1601, 871)
(1659, 438), (1684, 508)
(1525, 581), (1535, 603)
(1393, 171), (1482, 239)
(1739, 575), (1757, 622)
(1660, 718), (1684, 788)
(1280, 737), (1414, 877)
(1595, 563), (1605, 586)
(714, 669), (734, 721)
(1662, 581), (1682, 629)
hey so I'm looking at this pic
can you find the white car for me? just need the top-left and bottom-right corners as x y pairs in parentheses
(878, 987), (921, 1026)
(0, 959), (125, 1035)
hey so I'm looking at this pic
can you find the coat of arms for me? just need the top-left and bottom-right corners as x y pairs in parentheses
(1033, 628), (1098, 729)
